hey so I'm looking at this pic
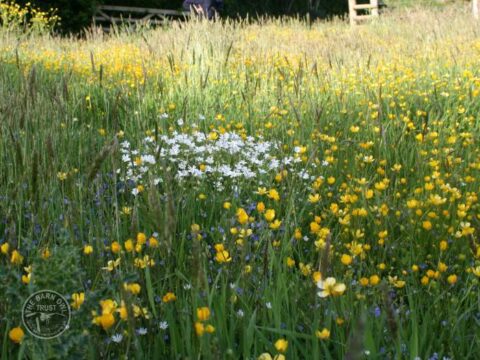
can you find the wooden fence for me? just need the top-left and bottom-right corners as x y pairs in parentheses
(93, 5), (190, 29)
(348, 0), (379, 25)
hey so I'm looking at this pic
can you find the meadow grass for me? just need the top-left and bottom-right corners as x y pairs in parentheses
(0, 3), (479, 359)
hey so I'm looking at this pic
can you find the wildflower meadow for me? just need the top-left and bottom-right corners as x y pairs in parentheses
(0, 1), (479, 359)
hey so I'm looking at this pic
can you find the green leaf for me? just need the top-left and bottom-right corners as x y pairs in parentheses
(145, 266), (158, 318)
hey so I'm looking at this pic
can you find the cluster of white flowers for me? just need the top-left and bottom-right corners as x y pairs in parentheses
(119, 131), (316, 195)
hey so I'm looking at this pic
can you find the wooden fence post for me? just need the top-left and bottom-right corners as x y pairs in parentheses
(349, 0), (356, 26)
(371, 0), (379, 17)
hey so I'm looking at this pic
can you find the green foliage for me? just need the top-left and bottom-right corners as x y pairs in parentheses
(0, 0), (59, 34)
(14, 0), (350, 33)
(16, 0), (101, 33)
(107, 0), (349, 17)
(0, 234), (90, 359)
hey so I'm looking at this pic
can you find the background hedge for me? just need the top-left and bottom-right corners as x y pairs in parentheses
(14, 0), (350, 33)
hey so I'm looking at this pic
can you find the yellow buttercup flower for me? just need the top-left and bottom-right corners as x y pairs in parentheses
(341, 254), (353, 266)
(269, 219), (282, 230)
(236, 208), (249, 225)
(264, 209), (275, 222)
(256, 202), (265, 212)
(205, 324), (215, 333)
(274, 338), (288, 353)
(57, 172), (68, 181)
(9, 327), (24, 344)
(312, 271), (322, 283)
(471, 266), (480, 277)
(317, 277), (346, 298)
(124, 239), (134, 252)
(108, 240), (120, 254)
(162, 292), (177, 303)
(447, 274), (457, 285)
(214, 244), (232, 263)
(83, 245), (93, 255)
(196, 307), (211, 321)
(136, 232), (147, 245)
(103, 258), (121, 271)
(215, 249), (232, 263)
(257, 353), (273, 360)
(124, 283), (141, 295)
(22, 273), (31, 284)
(308, 193), (321, 203)
(388, 276), (406, 288)
(359, 277), (369, 286)
(256, 187), (267, 195)
(1, 243), (9, 254)
(195, 321), (205, 336)
(315, 328), (330, 340)
(41, 248), (51, 259)
(10, 250), (23, 265)
(267, 188), (280, 201)
(286, 257), (296, 268)
(294, 228), (302, 240)
(117, 302), (128, 320)
(149, 237), (159, 248)
(71, 292), (85, 310)
(369, 275), (381, 286)
(100, 299), (118, 314)
(99, 313), (115, 330)
(422, 221), (432, 230)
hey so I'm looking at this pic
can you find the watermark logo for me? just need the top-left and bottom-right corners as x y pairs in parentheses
(22, 290), (71, 339)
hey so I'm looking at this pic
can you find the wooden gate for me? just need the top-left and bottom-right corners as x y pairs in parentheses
(93, 5), (190, 30)
(348, 0), (379, 25)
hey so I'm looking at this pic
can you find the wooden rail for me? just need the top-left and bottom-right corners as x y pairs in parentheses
(93, 5), (190, 29)
(348, 0), (379, 25)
